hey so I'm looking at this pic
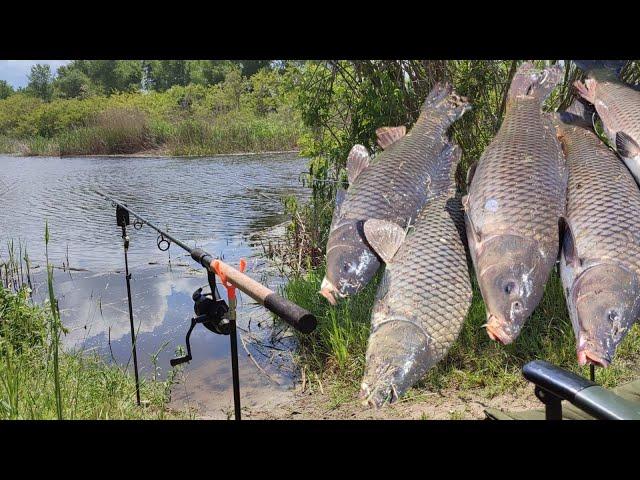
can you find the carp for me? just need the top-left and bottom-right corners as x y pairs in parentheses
(464, 62), (566, 344)
(360, 143), (472, 407)
(320, 83), (470, 304)
(558, 98), (640, 367)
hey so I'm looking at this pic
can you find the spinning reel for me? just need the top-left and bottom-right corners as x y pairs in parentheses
(170, 270), (230, 366)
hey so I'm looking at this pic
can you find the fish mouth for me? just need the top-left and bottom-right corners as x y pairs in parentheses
(319, 277), (340, 305)
(577, 349), (611, 368)
(485, 316), (515, 345)
(359, 381), (398, 409)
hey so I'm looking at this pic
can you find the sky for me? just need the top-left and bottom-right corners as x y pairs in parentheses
(0, 60), (71, 88)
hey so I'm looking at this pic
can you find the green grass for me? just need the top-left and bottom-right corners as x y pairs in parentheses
(284, 267), (640, 403)
(0, 241), (186, 420)
(168, 111), (301, 156)
(0, 285), (187, 419)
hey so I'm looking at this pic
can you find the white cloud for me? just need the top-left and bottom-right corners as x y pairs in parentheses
(0, 60), (71, 88)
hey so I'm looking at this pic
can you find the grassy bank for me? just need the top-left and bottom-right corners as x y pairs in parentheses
(0, 244), (185, 419)
(284, 268), (640, 405)
(0, 74), (303, 157)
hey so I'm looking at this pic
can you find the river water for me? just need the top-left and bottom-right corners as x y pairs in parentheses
(0, 153), (310, 418)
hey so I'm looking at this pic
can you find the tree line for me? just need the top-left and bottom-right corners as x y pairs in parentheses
(0, 60), (277, 101)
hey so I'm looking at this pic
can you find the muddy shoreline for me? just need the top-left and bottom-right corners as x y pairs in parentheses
(179, 379), (542, 420)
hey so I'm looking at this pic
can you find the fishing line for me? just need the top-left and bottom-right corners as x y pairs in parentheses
(94, 189), (316, 420)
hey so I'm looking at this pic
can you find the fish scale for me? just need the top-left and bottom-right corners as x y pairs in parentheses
(468, 99), (566, 245)
(372, 197), (471, 346)
(342, 110), (455, 225)
(561, 122), (640, 275)
(360, 147), (472, 407)
(321, 83), (471, 303)
(464, 62), (566, 344)
(590, 79), (640, 146)
(557, 105), (640, 366)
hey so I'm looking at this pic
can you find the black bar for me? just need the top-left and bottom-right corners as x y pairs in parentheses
(523, 360), (640, 420)
(264, 293), (317, 334)
(122, 224), (141, 406)
(535, 386), (563, 420)
(229, 317), (241, 421)
(523, 360), (595, 402)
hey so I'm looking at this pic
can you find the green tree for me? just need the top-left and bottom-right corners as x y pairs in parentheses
(59, 60), (142, 94)
(146, 60), (191, 91)
(0, 80), (14, 100)
(26, 64), (54, 102)
(53, 69), (94, 98)
(188, 60), (234, 86)
(236, 60), (271, 77)
(222, 68), (245, 110)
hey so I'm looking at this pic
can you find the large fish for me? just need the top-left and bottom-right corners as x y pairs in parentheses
(573, 60), (640, 183)
(557, 99), (640, 367)
(464, 62), (566, 344)
(319, 83), (471, 304)
(359, 143), (472, 407)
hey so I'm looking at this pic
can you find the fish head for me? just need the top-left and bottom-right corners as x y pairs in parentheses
(320, 219), (380, 304)
(571, 264), (640, 367)
(359, 314), (432, 408)
(476, 234), (547, 344)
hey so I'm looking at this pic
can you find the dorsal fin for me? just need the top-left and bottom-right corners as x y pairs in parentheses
(363, 219), (406, 264)
(346, 144), (371, 184)
(329, 188), (347, 232)
(466, 161), (477, 190)
(375, 126), (406, 150)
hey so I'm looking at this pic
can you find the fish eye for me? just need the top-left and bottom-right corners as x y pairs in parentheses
(608, 311), (620, 323)
(343, 262), (350, 272)
(504, 281), (516, 295)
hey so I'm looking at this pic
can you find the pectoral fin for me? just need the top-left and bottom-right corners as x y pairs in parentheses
(375, 126), (406, 150)
(616, 131), (640, 159)
(363, 219), (407, 264)
(346, 144), (371, 184)
(560, 217), (579, 267)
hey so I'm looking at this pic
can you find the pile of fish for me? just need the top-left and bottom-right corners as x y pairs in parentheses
(318, 60), (640, 407)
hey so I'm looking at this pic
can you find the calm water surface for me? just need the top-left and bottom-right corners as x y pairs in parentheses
(0, 153), (310, 416)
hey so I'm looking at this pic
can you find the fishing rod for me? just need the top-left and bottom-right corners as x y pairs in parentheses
(94, 189), (316, 420)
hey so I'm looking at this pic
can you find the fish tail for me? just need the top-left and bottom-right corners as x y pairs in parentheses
(421, 82), (471, 123)
(558, 98), (595, 129)
(573, 60), (626, 77)
(507, 62), (563, 103)
(428, 142), (462, 197)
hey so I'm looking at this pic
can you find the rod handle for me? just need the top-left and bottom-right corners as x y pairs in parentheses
(170, 355), (192, 366)
(210, 259), (317, 334)
(263, 293), (317, 334)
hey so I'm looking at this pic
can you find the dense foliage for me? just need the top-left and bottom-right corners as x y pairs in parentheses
(0, 61), (303, 156)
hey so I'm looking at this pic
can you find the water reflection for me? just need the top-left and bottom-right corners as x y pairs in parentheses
(1, 152), (308, 414)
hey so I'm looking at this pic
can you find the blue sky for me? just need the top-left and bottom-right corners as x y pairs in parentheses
(0, 60), (71, 88)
